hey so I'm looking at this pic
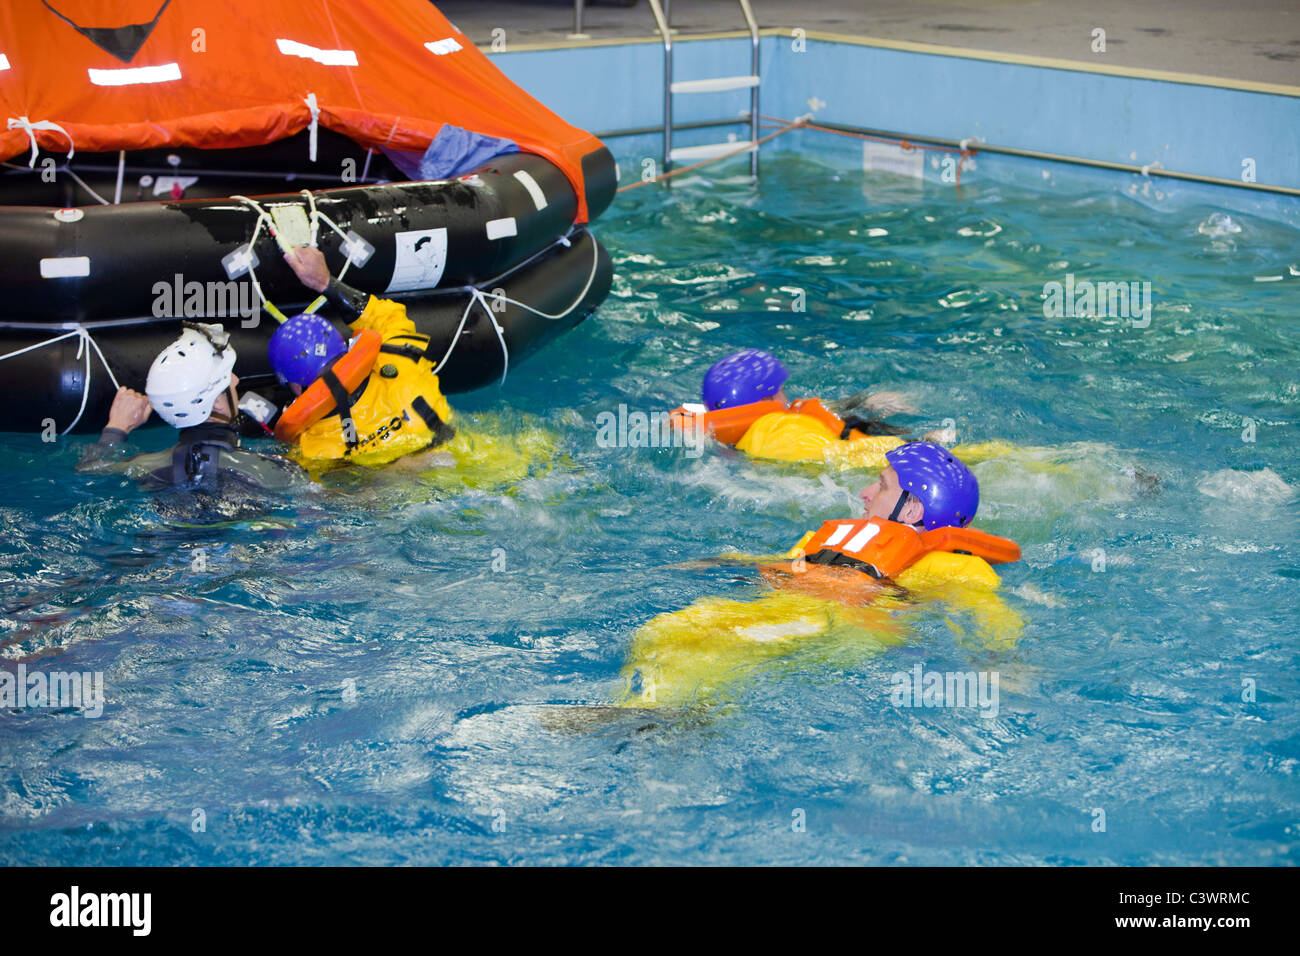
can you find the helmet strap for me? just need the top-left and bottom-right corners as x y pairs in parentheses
(888, 491), (925, 527)
(207, 383), (239, 425)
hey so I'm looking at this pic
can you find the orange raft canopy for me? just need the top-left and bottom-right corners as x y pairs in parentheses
(0, 0), (603, 221)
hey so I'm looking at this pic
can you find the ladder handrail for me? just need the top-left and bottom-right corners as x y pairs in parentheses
(646, 0), (673, 175)
(648, 0), (760, 180)
(739, 0), (759, 178)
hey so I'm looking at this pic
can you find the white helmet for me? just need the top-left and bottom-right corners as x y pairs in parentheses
(146, 323), (237, 428)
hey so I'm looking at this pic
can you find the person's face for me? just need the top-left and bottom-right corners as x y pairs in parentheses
(212, 373), (240, 418)
(860, 466), (905, 520)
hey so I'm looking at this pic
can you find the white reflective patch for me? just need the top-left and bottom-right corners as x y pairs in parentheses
(276, 39), (358, 66)
(40, 256), (90, 278)
(0, 54), (10, 71)
(485, 217), (517, 240)
(385, 227), (448, 293)
(824, 523), (855, 547)
(512, 169), (548, 211)
(424, 38), (463, 55)
(88, 62), (182, 86)
(152, 175), (199, 197)
(737, 618), (825, 643)
(844, 523), (882, 553)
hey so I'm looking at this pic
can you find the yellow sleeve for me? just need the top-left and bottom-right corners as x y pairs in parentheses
(351, 296), (418, 340)
(736, 412), (840, 462)
(736, 412), (905, 469)
(824, 434), (906, 470)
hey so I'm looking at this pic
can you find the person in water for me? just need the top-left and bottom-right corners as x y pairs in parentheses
(269, 245), (456, 469)
(77, 323), (304, 492)
(673, 349), (949, 468)
(618, 441), (1023, 709)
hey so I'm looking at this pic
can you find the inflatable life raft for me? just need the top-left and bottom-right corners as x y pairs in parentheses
(0, 149), (615, 433)
(0, 0), (618, 434)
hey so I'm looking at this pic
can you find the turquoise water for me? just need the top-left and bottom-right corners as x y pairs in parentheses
(2, 151), (1297, 865)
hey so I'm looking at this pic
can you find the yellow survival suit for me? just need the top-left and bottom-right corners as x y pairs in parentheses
(618, 517), (1024, 708)
(672, 397), (906, 469)
(282, 296), (455, 469)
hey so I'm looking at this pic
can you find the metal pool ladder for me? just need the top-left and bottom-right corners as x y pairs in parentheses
(646, 0), (761, 180)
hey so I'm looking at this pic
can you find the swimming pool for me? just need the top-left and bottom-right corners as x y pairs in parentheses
(1, 148), (1296, 865)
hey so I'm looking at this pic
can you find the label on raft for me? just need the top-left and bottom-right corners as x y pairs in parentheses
(385, 227), (449, 293)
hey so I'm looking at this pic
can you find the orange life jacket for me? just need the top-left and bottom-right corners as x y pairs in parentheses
(670, 397), (863, 447)
(274, 329), (383, 442)
(795, 517), (1021, 581)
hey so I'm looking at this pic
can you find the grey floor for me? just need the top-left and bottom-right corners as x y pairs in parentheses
(437, 0), (1300, 86)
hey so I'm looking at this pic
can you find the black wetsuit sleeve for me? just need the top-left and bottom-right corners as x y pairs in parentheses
(324, 278), (370, 322)
(75, 427), (135, 473)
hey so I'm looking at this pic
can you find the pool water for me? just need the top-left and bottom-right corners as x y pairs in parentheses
(1, 150), (1297, 865)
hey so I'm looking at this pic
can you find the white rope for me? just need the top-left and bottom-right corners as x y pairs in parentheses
(0, 325), (121, 434)
(428, 235), (600, 385)
(5, 116), (74, 167)
(430, 297), (477, 377)
(429, 288), (510, 386)
(60, 165), (111, 205)
(472, 286), (510, 385)
(479, 233), (602, 321)
(228, 195), (281, 319)
(428, 235), (601, 385)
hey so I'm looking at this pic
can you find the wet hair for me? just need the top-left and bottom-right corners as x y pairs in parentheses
(841, 415), (910, 437)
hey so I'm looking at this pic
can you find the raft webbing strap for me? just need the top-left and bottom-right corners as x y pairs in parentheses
(0, 325), (121, 434)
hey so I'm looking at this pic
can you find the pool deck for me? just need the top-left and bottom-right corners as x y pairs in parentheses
(438, 0), (1300, 88)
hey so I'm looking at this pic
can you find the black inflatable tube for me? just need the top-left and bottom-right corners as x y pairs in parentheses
(0, 150), (616, 324)
(0, 230), (611, 434)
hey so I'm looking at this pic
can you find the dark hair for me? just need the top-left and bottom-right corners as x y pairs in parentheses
(841, 415), (910, 437)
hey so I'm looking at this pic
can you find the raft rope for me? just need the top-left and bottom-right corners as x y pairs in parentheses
(613, 113), (976, 193)
(229, 188), (375, 324)
(430, 230), (604, 386)
(5, 116), (75, 168)
(759, 114), (975, 191)
(616, 116), (806, 193)
(0, 324), (121, 435)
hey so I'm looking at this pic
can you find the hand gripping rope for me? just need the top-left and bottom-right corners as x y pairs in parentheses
(228, 189), (373, 325)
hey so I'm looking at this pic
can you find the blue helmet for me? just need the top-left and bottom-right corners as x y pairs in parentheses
(885, 442), (979, 529)
(268, 313), (347, 387)
(702, 349), (788, 410)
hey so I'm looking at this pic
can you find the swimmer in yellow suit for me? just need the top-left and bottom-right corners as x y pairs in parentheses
(267, 246), (553, 487)
(270, 245), (456, 469)
(618, 442), (1025, 708)
(670, 349), (950, 470)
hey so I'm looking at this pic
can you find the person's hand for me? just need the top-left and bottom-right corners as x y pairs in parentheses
(863, 391), (916, 416)
(283, 245), (330, 293)
(922, 425), (957, 446)
(106, 387), (152, 434)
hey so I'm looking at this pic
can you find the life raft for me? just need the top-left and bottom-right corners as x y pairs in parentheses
(0, 226), (611, 433)
(0, 146), (616, 433)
